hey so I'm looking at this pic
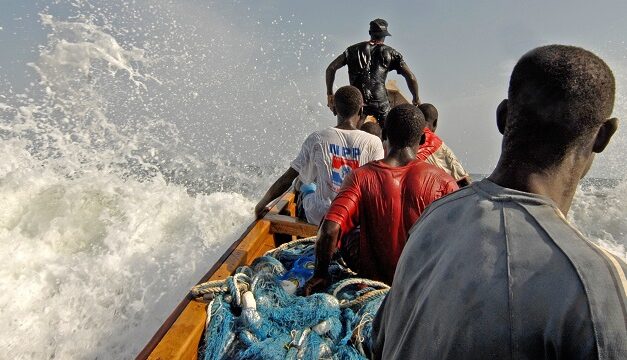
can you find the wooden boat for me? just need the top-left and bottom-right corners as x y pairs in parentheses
(137, 81), (409, 359)
(137, 190), (318, 360)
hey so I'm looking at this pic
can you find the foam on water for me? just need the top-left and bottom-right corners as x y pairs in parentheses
(0, 1), (332, 357)
(570, 180), (627, 260)
(0, 139), (253, 359)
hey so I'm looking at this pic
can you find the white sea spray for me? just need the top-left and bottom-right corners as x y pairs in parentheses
(570, 180), (627, 261)
(0, 1), (330, 357)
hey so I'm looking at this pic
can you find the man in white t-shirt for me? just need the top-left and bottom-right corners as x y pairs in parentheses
(255, 85), (384, 225)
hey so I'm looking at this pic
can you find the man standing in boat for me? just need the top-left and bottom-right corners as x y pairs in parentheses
(326, 19), (420, 132)
(371, 45), (626, 359)
(254, 85), (384, 225)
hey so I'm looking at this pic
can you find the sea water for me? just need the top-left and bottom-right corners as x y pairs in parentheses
(0, 1), (624, 359)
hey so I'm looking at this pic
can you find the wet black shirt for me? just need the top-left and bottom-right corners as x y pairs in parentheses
(344, 42), (406, 104)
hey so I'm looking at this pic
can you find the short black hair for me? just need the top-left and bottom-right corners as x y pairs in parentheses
(360, 122), (382, 139)
(385, 104), (426, 148)
(334, 85), (363, 118)
(505, 45), (615, 169)
(419, 103), (438, 125)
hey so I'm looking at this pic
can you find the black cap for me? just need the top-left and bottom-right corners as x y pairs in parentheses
(369, 18), (391, 37)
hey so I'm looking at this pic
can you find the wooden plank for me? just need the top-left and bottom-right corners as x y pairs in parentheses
(266, 213), (318, 238)
(209, 221), (272, 280)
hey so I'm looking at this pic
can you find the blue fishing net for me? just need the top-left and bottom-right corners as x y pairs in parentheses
(198, 238), (388, 360)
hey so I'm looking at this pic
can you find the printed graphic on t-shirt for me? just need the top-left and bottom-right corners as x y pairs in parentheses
(329, 144), (361, 191)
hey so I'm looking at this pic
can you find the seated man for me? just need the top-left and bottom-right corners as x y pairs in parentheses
(417, 103), (471, 187)
(372, 45), (626, 359)
(254, 85), (384, 225)
(304, 104), (458, 290)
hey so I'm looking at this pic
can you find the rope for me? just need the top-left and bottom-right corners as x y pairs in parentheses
(332, 278), (389, 298)
(353, 312), (374, 356)
(205, 299), (215, 329)
(190, 279), (248, 299)
(353, 312), (374, 344)
(191, 280), (228, 297)
(339, 288), (389, 309)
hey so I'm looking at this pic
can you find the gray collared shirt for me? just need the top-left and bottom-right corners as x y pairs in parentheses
(371, 179), (627, 359)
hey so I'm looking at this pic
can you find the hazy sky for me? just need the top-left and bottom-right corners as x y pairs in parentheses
(2, 0), (626, 177)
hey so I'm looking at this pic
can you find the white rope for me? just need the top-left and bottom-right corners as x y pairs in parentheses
(332, 278), (389, 298)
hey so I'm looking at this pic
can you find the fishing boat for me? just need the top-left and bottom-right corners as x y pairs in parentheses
(138, 82), (409, 360)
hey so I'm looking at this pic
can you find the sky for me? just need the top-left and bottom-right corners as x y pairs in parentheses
(1, 0), (626, 178)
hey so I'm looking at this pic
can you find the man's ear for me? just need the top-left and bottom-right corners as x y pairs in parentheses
(592, 118), (618, 153)
(419, 133), (426, 145)
(496, 99), (508, 135)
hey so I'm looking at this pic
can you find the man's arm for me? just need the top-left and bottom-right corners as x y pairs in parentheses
(254, 167), (299, 218)
(397, 62), (420, 106)
(303, 220), (341, 295)
(325, 53), (347, 114)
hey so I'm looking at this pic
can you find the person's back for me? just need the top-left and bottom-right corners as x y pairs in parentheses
(371, 45), (626, 359)
(344, 41), (404, 104)
(294, 126), (383, 223)
(326, 159), (457, 283)
(372, 180), (626, 358)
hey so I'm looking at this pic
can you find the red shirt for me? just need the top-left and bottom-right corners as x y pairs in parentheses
(324, 160), (458, 284)
(416, 128), (442, 160)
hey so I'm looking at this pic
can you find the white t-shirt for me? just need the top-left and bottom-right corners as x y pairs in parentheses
(290, 127), (384, 225)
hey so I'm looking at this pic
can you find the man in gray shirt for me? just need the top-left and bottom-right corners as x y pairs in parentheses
(371, 45), (626, 359)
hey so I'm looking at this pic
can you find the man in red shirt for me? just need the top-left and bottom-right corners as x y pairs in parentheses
(304, 104), (458, 291)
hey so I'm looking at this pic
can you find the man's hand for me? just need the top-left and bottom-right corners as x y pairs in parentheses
(327, 94), (336, 115)
(303, 275), (330, 296)
(412, 98), (421, 106)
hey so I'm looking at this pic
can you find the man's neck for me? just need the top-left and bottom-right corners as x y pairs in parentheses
(335, 115), (359, 130)
(382, 147), (417, 167)
(487, 155), (583, 215)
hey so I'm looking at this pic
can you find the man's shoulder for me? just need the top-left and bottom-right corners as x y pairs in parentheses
(379, 44), (403, 58)
(411, 182), (478, 222)
(410, 160), (456, 183)
(349, 161), (382, 181)
(346, 41), (369, 52)
(335, 128), (382, 144)
(305, 127), (338, 142)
